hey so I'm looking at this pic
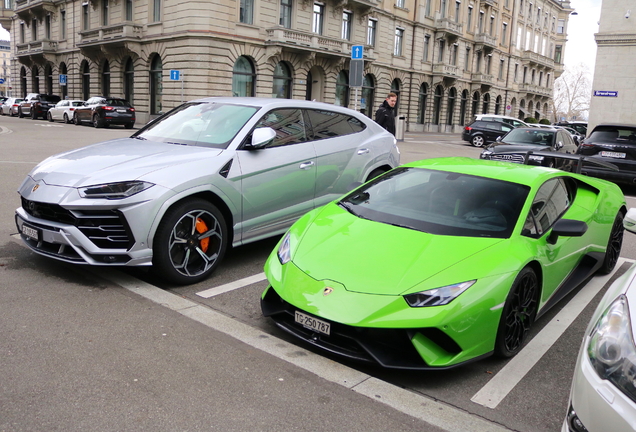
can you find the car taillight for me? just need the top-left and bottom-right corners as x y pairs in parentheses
(103, 106), (114, 111)
(129, 108), (135, 112)
(464, 126), (472, 131)
(12, 104), (18, 107)
(69, 108), (75, 111)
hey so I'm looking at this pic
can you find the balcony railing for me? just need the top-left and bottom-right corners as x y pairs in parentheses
(518, 83), (551, 96)
(78, 24), (143, 45)
(434, 17), (463, 38)
(16, 40), (57, 56)
(0, 0), (12, 30)
(471, 72), (494, 85)
(266, 28), (356, 57)
(433, 64), (460, 76)
(474, 33), (497, 48)
(521, 50), (555, 69)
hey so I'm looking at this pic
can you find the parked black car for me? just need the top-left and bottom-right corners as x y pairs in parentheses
(18, 93), (62, 119)
(554, 121), (588, 136)
(73, 96), (135, 128)
(462, 120), (514, 147)
(480, 127), (578, 168)
(576, 123), (636, 185)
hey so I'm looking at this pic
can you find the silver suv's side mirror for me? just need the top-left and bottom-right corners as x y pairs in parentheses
(250, 127), (277, 149)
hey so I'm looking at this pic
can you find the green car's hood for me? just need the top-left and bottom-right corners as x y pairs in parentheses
(292, 204), (505, 296)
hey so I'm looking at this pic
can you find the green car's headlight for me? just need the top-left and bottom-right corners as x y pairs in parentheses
(277, 232), (292, 265)
(404, 280), (476, 307)
(79, 181), (154, 199)
(588, 295), (636, 404)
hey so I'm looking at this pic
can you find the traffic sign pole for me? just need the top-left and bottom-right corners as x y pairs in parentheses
(349, 46), (364, 112)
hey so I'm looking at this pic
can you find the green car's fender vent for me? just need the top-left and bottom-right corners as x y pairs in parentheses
(261, 286), (462, 370)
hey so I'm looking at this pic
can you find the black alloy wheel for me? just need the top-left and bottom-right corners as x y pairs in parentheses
(494, 267), (539, 357)
(74, 114), (81, 125)
(63, 113), (70, 124)
(599, 210), (625, 274)
(47, 111), (53, 122)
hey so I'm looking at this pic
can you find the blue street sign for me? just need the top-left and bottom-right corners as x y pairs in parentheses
(59, 74), (67, 86)
(593, 90), (618, 97)
(170, 70), (181, 81)
(0, 78), (5, 84)
(351, 45), (364, 59)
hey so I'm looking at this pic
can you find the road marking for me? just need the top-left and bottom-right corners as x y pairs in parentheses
(471, 258), (632, 409)
(196, 272), (267, 298)
(92, 268), (511, 432)
(34, 124), (64, 127)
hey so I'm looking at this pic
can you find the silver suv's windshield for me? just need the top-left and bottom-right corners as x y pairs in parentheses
(339, 167), (529, 239)
(134, 102), (259, 149)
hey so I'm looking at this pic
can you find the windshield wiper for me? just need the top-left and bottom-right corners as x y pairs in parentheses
(339, 201), (359, 216)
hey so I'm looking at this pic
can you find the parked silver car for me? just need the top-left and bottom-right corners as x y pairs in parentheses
(1, 97), (24, 116)
(15, 98), (400, 284)
(47, 99), (86, 123)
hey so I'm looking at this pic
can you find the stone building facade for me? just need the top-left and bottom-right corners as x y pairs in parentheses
(588, 0), (636, 132)
(0, 0), (572, 128)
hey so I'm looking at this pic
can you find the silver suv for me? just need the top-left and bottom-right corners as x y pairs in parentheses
(15, 98), (400, 285)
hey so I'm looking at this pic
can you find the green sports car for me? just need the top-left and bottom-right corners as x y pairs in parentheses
(261, 157), (626, 369)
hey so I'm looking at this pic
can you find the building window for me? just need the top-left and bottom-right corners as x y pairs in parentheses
(152, 0), (161, 22)
(425, 0), (431, 16)
(313, 3), (324, 35)
(514, 63), (518, 82)
(485, 53), (492, 73)
(437, 39), (445, 62)
(482, 92), (489, 114)
(102, 0), (109, 26)
(478, 11), (484, 32)
(367, 18), (377, 46)
(280, 0), (292, 28)
(502, 22), (507, 44)
(45, 14), (51, 39)
(520, 0), (524, 15)
(454, 1), (460, 23)
(557, 19), (565, 34)
(394, 28), (404, 56)
(459, 90), (468, 125)
(536, 7), (541, 24)
(126, 0), (133, 21)
(240, 0), (254, 24)
(433, 85), (442, 124)
(423, 35), (430, 61)
(450, 43), (458, 65)
(81, 62), (90, 100)
(342, 11), (352, 40)
(440, 0), (447, 18)
(361, 74), (375, 117)
(391, 79), (400, 111)
(60, 10), (66, 39)
(447, 87), (456, 125)
(232, 56), (255, 97)
(124, 57), (134, 102)
(335, 70), (349, 107)
(272, 62), (292, 98)
(498, 58), (504, 79)
(489, 15), (494, 35)
(45, 64), (53, 94)
(495, 95), (501, 115)
(523, 66), (527, 83)
(467, 6), (472, 30)
(20, 22), (25, 44)
(476, 51), (481, 71)
(32, 66), (39, 93)
(102, 61), (110, 96)
(546, 73), (550, 87)
(31, 18), (37, 40)
(82, 3), (89, 30)
(149, 55), (163, 114)
(539, 71), (543, 86)
(417, 83), (427, 124)
(464, 46), (471, 71)
(396, 0), (405, 8)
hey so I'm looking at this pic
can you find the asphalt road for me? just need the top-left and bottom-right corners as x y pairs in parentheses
(2, 116), (636, 432)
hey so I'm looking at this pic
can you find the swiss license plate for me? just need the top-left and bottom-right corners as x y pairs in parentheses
(21, 223), (40, 242)
(600, 151), (626, 159)
(117, 109), (127, 113)
(295, 311), (331, 335)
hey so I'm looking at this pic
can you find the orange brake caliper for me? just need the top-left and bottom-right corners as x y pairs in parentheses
(195, 218), (210, 253)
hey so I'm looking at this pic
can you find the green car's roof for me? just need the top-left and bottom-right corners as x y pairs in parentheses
(403, 157), (558, 186)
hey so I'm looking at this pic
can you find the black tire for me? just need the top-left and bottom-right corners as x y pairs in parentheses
(366, 168), (386, 182)
(494, 267), (539, 358)
(47, 111), (53, 122)
(18, 108), (24, 118)
(598, 211), (625, 275)
(124, 122), (134, 129)
(31, 109), (37, 120)
(152, 199), (228, 285)
(93, 114), (104, 128)
(63, 113), (70, 124)
(74, 114), (81, 125)
(471, 135), (485, 147)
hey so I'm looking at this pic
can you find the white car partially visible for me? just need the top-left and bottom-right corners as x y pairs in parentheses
(47, 99), (85, 123)
(563, 207), (636, 432)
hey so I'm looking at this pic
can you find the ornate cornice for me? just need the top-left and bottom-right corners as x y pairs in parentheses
(595, 33), (636, 46)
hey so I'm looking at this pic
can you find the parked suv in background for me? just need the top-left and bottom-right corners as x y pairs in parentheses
(18, 93), (61, 119)
(73, 96), (135, 128)
(462, 120), (514, 147)
(576, 123), (636, 185)
(473, 114), (529, 129)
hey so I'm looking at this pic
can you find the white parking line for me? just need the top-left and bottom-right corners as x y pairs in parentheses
(196, 272), (267, 298)
(471, 258), (632, 409)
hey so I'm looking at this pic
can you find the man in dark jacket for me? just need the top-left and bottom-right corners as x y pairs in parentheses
(375, 92), (398, 135)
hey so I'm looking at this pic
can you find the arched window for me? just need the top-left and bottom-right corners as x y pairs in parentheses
(305, 70), (313, 100)
(102, 61), (110, 96)
(59, 63), (68, 99)
(81, 61), (90, 100)
(124, 57), (134, 103)
(391, 78), (401, 112)
(417, 83), (428, 124)
(471, 92), (480, 118)
(495, 95), (502, 115)
(482, 93), (490, 114)
(519, 99), (526, 120)
(232, 56), (255, 97)
(433, 85), (443, 125)
(45, 64), (53, 94)
(446, 87), (456, 125)
(335, 70), (349, 107)
(32, 66), (40, 93)
(361, 74), (375, 117)
(459, 90), (469, 125)
(149, 54), (163, 114)
(272, 62), (292, 99)
(20, 67), (27, 98)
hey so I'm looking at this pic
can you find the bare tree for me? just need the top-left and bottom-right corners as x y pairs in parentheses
(552, 63), (593, 122)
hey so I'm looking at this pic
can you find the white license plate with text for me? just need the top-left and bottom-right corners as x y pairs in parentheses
(295, 311), (331, 335)
(21, 223), (40, 242)
(600, 151), (626, 159)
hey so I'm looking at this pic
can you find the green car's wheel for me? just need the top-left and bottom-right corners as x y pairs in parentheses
(599, 210), (625, 275)
(152, 198), (228, 285)
(495, 267), (538, 358)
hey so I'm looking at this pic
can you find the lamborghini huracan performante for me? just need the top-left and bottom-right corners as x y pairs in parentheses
(261, 157), (627, 369)
(14, 98), (399, 285)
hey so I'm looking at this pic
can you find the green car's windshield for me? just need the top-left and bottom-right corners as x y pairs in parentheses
(133, 102), (259, 149)
(502, 129), (556, 147)
(339, 167), (530, 238)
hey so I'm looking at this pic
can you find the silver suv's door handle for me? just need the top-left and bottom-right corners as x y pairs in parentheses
(299, 161), (315, 169)
(357, 148), (370, 155)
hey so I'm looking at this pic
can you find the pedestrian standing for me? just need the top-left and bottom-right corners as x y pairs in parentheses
(375, 93), (397, 135)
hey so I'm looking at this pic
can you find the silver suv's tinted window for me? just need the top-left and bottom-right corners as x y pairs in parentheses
(305, 109), (366, 140)
(255, 109), (307, 147)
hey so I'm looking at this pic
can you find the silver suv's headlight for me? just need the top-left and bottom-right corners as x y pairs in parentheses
(588, 295), (636, 403)
(78, 181), (154, 199)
